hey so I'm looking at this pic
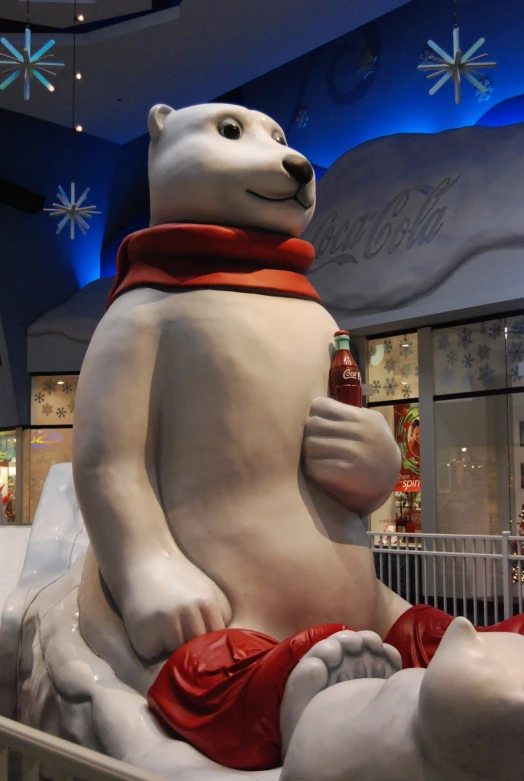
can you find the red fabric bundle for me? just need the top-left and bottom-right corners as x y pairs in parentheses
(107, 223), (320, 309)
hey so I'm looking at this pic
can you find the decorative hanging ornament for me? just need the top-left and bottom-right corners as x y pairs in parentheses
(0, 26), (65, 99)
(417, 0), (496, 104)
(44, 183), (101, 240)
(45, 0), (100, 240)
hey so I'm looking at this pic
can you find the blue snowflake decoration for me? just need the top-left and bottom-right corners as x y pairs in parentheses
(400, 363), (411, 378)
(385, 358), (396, 373)
(478, 364), (495, 387)
(384, 377), (398, 397)
(56, 407), (66, 419)
(61, 382), (73, 394)
(436, 333), (450, 350)
(446, 350), (458, 366)
(488, 322), (503, 340)
(0, 27), (65, 100)
(402, 384), (412, 398)
(508, 341), (524, 364)
(462, 353), (474, 369)
(510, 365), (520, 383)
(477, 343), (491, 361)
(372, 380), (381, 395)
(440, 366), (455, 387)
(34, 392), (45, 403)
(43, 379), (56, 395)
(295, 106), (309, 128)
(474, 75), (493, 102)
(383, 339), (392, 354)
(457, 327), (473, 349)
(399, 340), (413, 358)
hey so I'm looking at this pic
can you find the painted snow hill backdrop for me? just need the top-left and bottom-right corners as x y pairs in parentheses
(304, 122), (524, 324)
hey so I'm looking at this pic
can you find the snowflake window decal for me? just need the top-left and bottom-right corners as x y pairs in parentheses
(436, 333), (450, 351)
(510, 366), (520, 383)
(488, 322), (503, 340)
(462, 353), (474, 369)
(401, 384), (412, 399)
(400, 364), (411, 379)
(383, 339), (392, 354)
(477, 343), (490, 361)
(446, 350), (458, 366)
(0, 27), (65, 100)
(61, 382), (73, 394)
(43, 379), (56, 395)
(508, 342), (524, 364)
(41, 403), (54, 416)
(372, 380), (381, 395)
(56, 407), (67, 418)
(478, 364), (495, 387)
(384, 358), (396, 373)
(68, 399), (75, 413)
(34, 392), (45, 403)
(458, 327), (473, 349)
(384, 377), (398, 397)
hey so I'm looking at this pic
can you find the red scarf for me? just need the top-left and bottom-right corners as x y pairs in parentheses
(107, 224), (320, 309)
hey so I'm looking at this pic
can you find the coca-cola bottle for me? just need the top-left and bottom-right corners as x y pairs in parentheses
(329, 330), (362, 407)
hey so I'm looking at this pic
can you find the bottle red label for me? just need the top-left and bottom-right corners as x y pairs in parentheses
(329, 331), (362, 407)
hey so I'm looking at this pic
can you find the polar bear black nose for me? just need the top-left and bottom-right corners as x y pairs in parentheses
(282, 155), (314, 185)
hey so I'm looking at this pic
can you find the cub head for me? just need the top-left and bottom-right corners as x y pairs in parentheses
(148, 103), (316, 237)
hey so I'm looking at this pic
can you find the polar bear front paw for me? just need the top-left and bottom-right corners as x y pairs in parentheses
(280, 630), (401, 756)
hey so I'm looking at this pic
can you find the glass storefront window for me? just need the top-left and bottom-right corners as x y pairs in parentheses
(367, 333), (418, 402)
(31, 375), (78, 426)
(434, 396), (509, 536)
(22, 428), (73, 524)
(432, 318), (508, 395)
(0, 430), (17, 523)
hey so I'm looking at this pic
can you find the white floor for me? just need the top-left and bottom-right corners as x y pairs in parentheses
(0, 526), (30, 617)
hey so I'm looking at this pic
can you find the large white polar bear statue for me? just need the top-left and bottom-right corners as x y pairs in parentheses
(3, 103), (524, 781)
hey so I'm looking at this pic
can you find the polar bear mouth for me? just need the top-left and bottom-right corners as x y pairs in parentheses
(246, 189), (312, 211)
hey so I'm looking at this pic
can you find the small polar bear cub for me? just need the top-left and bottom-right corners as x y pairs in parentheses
(148, 102), (316, 234)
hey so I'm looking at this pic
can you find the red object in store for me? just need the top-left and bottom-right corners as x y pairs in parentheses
(147, 623), (349, 771)
(147, 608), (524, 771)
(329, 330), (362, 407)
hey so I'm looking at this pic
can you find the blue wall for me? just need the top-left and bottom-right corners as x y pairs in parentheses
(0, 107), (115, 420)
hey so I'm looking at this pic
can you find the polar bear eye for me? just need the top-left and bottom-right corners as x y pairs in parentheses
(218, 120), (242, 140)
(273, 131), (287, 146)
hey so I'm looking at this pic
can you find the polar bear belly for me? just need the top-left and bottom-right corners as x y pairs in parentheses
(155, 289), (380, 639)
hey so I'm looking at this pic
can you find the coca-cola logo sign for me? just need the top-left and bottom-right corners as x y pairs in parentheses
(302, 123), (524, 313)
(342, 368), (360, 381)
(309, 175), (460, 272)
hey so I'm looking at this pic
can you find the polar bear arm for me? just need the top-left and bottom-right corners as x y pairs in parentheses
(72, 301), (184, 604)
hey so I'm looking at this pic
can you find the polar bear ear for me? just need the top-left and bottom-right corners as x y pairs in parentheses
(148, 104), (175, 141)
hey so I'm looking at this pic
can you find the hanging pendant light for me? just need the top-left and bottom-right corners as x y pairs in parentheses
(0, 0), (65, 99)
(417, 0), (496, 104)
(44, 0), (100, 240)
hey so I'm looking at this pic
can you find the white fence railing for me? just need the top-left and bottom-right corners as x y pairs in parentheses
(369, 530), (524, 626)
(0, 715), (161, 781)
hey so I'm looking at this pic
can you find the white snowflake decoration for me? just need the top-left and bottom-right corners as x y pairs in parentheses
(44, 182), (101, 240)
(295, 106), (309, 128)
(417, 27), (496, 104)
(0, 27), (65, 100)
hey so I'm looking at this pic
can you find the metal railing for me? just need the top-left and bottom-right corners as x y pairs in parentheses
(369, 530), (524, 626)
(0, 716), (162, 781)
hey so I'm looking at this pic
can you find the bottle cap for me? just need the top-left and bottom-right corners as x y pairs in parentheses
(334, 330), (350, 336)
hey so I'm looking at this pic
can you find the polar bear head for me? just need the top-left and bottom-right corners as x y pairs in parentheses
(148, 103), (316, 237)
